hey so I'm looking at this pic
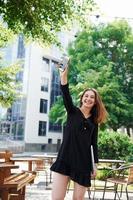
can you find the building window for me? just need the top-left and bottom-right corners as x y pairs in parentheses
(57, 139), (61, 152)
(41, 57), (50, 72)
(50, 60), (61, 107)
(49, 60), (62, 132)
(17, 121), (24, 140)
(11, 121), (24, 140)
(41, 144), (46, 151)
(41, 77), (49, 92)
(40, 99), (47, 113)
(48, 138), (52, 144)
(38, 121), (46, 136)
(0, 123), (10, 134)
(17, 34), (25, 58)
(16, 70), (23, 82)
(49, 122), (62, 132)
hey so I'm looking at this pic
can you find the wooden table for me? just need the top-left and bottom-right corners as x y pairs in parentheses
(32, 154), (57, 183)
(32, 154), (57, 165)
(10, 157), (44, 171)
(0, 163), (19, 184)
(99, 159), (125, 168)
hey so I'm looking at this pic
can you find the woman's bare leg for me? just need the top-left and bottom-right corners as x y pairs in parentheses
(72, 182), (87, 200)
(52, 172), (69, 200)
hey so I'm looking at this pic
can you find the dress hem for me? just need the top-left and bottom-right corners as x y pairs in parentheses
(50, 160), (91, 187)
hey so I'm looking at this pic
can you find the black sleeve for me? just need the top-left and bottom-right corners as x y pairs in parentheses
(91, 124), (99, 163)
(60, 83), (75, 113)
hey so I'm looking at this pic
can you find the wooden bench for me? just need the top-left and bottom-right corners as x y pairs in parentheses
(0, 171), (36, 200)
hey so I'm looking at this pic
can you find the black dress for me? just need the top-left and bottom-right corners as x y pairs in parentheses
(50, 83), (98, 187)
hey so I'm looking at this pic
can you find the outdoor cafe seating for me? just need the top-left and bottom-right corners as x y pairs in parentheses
(1, 150), (132, 199)
(102, 163), (133, 200)
(87, 159), (126, 199)
(0, 150), (36, 200)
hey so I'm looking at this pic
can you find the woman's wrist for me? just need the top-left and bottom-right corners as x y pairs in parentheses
(60, 77), (68, 85)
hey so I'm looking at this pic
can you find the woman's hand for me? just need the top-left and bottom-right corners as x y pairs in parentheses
(59, 63), (69, 85)
(91, 164), (97, 178)
(91, 169), (97, 178)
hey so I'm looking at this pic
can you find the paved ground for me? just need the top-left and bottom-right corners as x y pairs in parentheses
(26, 185), (133, 200)
(11, 158), (133, 200)
(25, 172), (133, 200)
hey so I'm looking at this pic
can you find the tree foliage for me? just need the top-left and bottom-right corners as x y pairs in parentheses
(0, 22), (20, 107)
(49, 97), (67, 125)
(0, 0), (95, 44)
(0, 22), (14, 47)
(50, 20), (133, 134)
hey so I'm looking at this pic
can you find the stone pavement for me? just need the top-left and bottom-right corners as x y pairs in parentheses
(26, 186), (133, 200)
(25, 173), (133, 200)
(12, 160), (133, 200)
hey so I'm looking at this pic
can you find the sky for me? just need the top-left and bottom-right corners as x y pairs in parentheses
(95, 0), (133, 18)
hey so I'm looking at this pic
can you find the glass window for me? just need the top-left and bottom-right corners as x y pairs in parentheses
(41, 77), (49, 92)
(50, 60), (61, 107)
(11, 121), (24, 140)
(41, 57), (50, 72)
(17, 34), (25, 58)
(48, 138), (52, 144)
(6, 124), (10, 133)
(49, 60), (62, 132)
(40, 99), (47, 113)
(41, 144), (46, 151)
(16, 71), (23, 82)
(38, 121), (47, 136)
(57, 139), (61, 152)
(49, 122), (62, 132)
(17, 121), (24, 140)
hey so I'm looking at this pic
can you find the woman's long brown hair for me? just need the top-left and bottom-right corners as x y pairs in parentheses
(80, 89), (108, 124)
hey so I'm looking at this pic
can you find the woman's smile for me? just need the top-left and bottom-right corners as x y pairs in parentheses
(82, 90), (95, 108)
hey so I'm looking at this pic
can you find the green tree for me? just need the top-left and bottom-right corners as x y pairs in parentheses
(50, 20), (133, 134)
(0, 0), (95, 44)
(49, 97), (66, 125)
(0, 22), (20, 107)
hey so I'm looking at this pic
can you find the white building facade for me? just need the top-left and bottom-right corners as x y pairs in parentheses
(24, 44), (62, 152)
(0, 28), (77, 152)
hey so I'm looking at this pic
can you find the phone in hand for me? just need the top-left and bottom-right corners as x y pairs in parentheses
(58, 55), (70, 72)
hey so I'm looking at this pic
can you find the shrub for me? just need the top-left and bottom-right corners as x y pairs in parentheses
(96, 169), (115, 180)
(98, 130), (133, 161)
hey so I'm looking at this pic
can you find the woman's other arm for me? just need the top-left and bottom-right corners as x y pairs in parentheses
(59, 63), (74, 113)
(91, 124), (98, 163)
(91, 124), (99, 177)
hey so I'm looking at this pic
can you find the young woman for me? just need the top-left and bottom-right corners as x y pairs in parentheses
(50, 64), (107, 200)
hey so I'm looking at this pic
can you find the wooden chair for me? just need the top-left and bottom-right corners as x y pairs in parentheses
(0, 150), (13, 163)
(102, 163), (133, 200)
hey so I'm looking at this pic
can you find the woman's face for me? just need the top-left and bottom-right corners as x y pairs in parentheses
(81, 90), (96, 109)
